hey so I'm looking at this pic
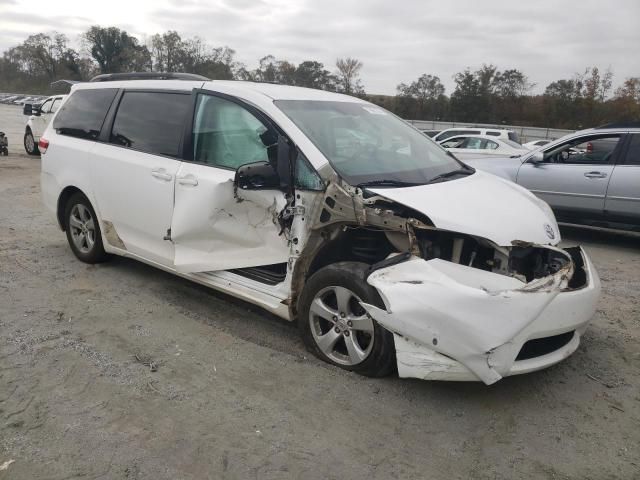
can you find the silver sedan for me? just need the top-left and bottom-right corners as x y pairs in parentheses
(463, 126), (640, 231)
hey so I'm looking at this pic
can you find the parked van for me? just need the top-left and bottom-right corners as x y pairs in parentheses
(23, 95), (66, 155)
(40, 76), (600, 385)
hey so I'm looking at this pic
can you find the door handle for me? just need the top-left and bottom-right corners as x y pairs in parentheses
(151, 169), (172, 181)
(177, 175), (198, 186)
(584, 171), (607, 179)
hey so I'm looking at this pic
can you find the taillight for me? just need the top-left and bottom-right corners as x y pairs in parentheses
(38, 138), (49, 154)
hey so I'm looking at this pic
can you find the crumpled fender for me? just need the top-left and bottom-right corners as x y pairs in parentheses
(361, 255), (573, 385)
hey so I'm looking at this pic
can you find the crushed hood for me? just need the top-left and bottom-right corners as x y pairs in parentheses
(370, 170), (560, 247)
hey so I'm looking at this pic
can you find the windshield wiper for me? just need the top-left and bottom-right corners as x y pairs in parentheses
(357, 179), (423, 188)
(428, 167), (474, 184)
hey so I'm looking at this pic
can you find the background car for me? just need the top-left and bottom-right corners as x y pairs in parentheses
(464, 125), (640, 231)
(439, 134), (529, 159)
(432, 127), (520, 143)
(23, 94), (66, 155)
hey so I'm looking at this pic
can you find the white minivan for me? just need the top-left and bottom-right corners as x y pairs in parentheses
(40, 75), (600, 385)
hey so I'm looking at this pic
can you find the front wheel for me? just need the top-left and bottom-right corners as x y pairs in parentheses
(24, 129), (39, 155)
(64, 192), (108, 263)
(298, 262), (396, 377)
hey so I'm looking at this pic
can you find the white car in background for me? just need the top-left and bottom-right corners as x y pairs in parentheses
(23, 95), (66, 155)
(523, 139), (552, 150)
(440, 135), (530, 160)
(433, 127), (520, 143)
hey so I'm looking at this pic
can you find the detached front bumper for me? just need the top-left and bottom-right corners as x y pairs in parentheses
(363, 247), (600, 385)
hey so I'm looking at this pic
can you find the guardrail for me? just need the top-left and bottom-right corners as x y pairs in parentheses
(406, 120), (575, 143)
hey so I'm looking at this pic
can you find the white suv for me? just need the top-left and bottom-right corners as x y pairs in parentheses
(40, 76), (600, 385)
(23, 94), (66, 155)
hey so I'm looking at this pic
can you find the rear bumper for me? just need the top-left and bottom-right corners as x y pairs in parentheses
(364, 247), (600, 384)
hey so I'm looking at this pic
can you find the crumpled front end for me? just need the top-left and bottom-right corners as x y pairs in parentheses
(362, 246), (600, 385)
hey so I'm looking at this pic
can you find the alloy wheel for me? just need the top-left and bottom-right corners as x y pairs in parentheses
(69, 204), (96, 254)
(308, 285), (375, 366)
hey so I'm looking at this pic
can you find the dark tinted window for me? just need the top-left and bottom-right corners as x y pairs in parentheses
(486, 131), (500, 136)
(624, 135), (640, 165)
(110, 91), (191, 157)
(53, 89), (117, 140)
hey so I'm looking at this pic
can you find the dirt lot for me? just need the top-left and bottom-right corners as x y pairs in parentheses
(0, 104), (639, 479)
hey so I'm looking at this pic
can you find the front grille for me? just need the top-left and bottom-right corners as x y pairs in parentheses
(516, 331), (575, 361)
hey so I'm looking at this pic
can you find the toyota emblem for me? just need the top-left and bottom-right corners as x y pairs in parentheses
(544, 223), (555, 240)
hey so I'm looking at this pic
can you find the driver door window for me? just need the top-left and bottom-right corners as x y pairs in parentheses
(192, 95), (273, 169)
(50, 98), (62, 113)
(543, 135), (621, 165)
(39, 99), (52, 114)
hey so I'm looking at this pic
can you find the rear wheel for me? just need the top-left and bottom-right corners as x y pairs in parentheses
(64, 192), (108, 263)
(24, 129), (39, 155)
(298, 262), (396, 377)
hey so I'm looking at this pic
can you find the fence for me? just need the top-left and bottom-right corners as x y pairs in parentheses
(406, 120), (575, 143)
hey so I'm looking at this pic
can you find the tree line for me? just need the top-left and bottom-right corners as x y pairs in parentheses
(0, 26), (638, 129)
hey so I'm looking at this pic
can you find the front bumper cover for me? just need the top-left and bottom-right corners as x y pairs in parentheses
(362, 247), (600, 385)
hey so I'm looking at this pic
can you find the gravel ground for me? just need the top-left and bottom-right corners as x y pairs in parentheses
(0, 104), (639, 479)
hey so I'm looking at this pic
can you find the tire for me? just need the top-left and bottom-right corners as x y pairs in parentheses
(298, 262), (396, 377)
(64, 192), (108, 264)
(24, 129), (39, 155)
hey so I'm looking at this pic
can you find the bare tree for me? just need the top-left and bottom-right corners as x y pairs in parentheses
(335, 57), (364, 95)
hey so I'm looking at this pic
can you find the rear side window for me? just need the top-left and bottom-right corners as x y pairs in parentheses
(508, 132), (520, 142)
(110, 91), (191, 158)
(485, 131), (500, 136)
(437, 129), (480, 141)
(53, 89), (117, 140)
(623, 135), (640, 165)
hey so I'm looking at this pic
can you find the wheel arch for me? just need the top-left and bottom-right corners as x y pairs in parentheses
(57, 186), (86, 231)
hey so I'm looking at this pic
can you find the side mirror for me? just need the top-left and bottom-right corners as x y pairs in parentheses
(23, 104), (34, 116)
(235, 161), (280, 191)
(528, 151), (544, 165)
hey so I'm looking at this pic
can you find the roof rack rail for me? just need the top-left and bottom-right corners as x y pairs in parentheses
(89, 72), (210, 82)
(595, 121), (640, 129)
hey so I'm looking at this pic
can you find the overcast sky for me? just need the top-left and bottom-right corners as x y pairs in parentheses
(1, 0), (639, 95)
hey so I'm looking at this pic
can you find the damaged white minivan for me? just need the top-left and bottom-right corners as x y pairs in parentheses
(40, 74), (601, 385)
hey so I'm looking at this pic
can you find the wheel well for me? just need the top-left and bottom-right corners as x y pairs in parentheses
(57, 186), (84, 231)
(305, 227), (397, 280)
